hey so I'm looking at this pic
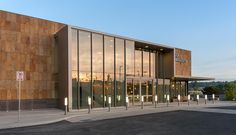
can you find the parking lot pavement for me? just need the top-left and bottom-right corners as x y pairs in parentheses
(1, 110), (236, 135)
(207, 106), (236, 110)
(0, 101), (235, 130)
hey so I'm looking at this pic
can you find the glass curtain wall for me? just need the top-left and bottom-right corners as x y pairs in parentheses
(92, 33), (103, 107)
(115, 38), (125, 106)
(79, 30), (91, 108)
(135, 50), (142, 77)
(71, 29), (78, 109)
(165, 79), (170, 98)
(71, 28), (163, 108)
(126, 40), (135, 77)
(104, 36), (114, 107)
(157, 79), (164, 102)
(143, 51), (150, 77)
(150, 52), (156, 78)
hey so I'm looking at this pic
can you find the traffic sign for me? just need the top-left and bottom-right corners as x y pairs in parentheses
(16, 71), (24, 81)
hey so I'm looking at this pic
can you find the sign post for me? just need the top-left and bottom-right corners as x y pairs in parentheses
(16, 71), (24, 122)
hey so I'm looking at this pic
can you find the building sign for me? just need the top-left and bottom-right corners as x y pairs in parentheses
(175, 53), (187, 63)
(16, 71), (24, 81)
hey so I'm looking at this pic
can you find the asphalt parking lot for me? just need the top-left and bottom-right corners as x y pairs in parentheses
(208, 106), (236, 110)
(0, 110), (236, 135)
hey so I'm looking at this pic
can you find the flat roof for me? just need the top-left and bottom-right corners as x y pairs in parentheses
(172, 75), (215, 81)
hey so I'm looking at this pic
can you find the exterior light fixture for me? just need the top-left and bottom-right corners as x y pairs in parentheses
(145, 45), (148, 48)
(160, 48), (164, 51)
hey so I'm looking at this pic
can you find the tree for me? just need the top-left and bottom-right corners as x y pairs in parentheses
(225, 82), (236, 100)
(202, 86), (220, 95)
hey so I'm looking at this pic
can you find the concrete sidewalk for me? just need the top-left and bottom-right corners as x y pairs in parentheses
(0, 101), (235, 130)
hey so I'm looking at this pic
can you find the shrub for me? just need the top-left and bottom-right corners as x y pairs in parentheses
(225, 82), (236, 100)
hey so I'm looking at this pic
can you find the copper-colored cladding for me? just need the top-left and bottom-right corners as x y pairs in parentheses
(0, 10), (65, 101)
(175, 48), (191, 77)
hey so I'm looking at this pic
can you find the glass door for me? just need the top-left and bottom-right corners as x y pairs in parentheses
(126, 78), (141, 105)
(126, 78), (155, 105)
(141, 79), (153, 103)
(126, 79), (133, 105)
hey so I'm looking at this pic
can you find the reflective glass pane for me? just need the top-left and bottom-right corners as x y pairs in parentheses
(150, 52), (156, 78)
(143, 51), (150, 77)
(126, 40), (135, 76)
(135, 50), (142, 76)
(79, 30), (91, 108)
(92, 33), (103, 107)
(104, 36), (114, 106)
(115, 38), (125, 106)
(71, 29), (78, 109)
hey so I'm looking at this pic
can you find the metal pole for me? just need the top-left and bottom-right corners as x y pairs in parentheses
(188, 94), (190, 106)
(126, 96), (128, 110)
(64, 97), (68, 115)
(178, 94), (180, 106)
(167, 94), (169, 107)
(18, 80), (21, 122)
(65, 105), (67, 115)
(154, 95), (157, 108)
(6, 99), (9, 112)
(108, 97), (111, 112)
(212, 94), (215, 104)
(88, 97), (91, 114)
(141, 96), (144, 109)
(196, 95), (199, 105)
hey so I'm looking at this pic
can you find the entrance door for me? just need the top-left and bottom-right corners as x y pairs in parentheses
(127, 79), (140, 105)
(126, 78), (154, 106)
(141, 79), (153, 103)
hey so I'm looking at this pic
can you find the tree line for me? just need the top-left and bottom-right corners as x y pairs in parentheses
(189, 81), (236, 100)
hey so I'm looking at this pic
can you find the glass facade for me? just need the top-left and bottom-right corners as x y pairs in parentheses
(79, 30), (91, 108)
(69, 27), (188, 109)
(150, 52), (156, 78)
(92, 33), (103, 107)
(71, 29), (78, 109)
(126, 40), (135, 77)
(104, 36), (114, 106)
(135, 50), (142, 76)
(143, 51), (150, 77)
(115, 38), (125, 106)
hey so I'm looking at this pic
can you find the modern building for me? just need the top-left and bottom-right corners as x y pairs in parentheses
(0, 10), (213, 111)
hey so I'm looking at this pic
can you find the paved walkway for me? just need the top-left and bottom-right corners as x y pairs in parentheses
(0, 100), (235, 130)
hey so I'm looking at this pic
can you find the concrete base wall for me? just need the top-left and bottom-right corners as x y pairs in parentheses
(0, 99), (58, 111)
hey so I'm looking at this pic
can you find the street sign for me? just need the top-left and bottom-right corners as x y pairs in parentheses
(16, 71), (24, 122)
(16, 71), (24, 81)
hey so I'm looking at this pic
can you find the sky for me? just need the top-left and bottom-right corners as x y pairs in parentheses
(0, 0), (236, 81)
